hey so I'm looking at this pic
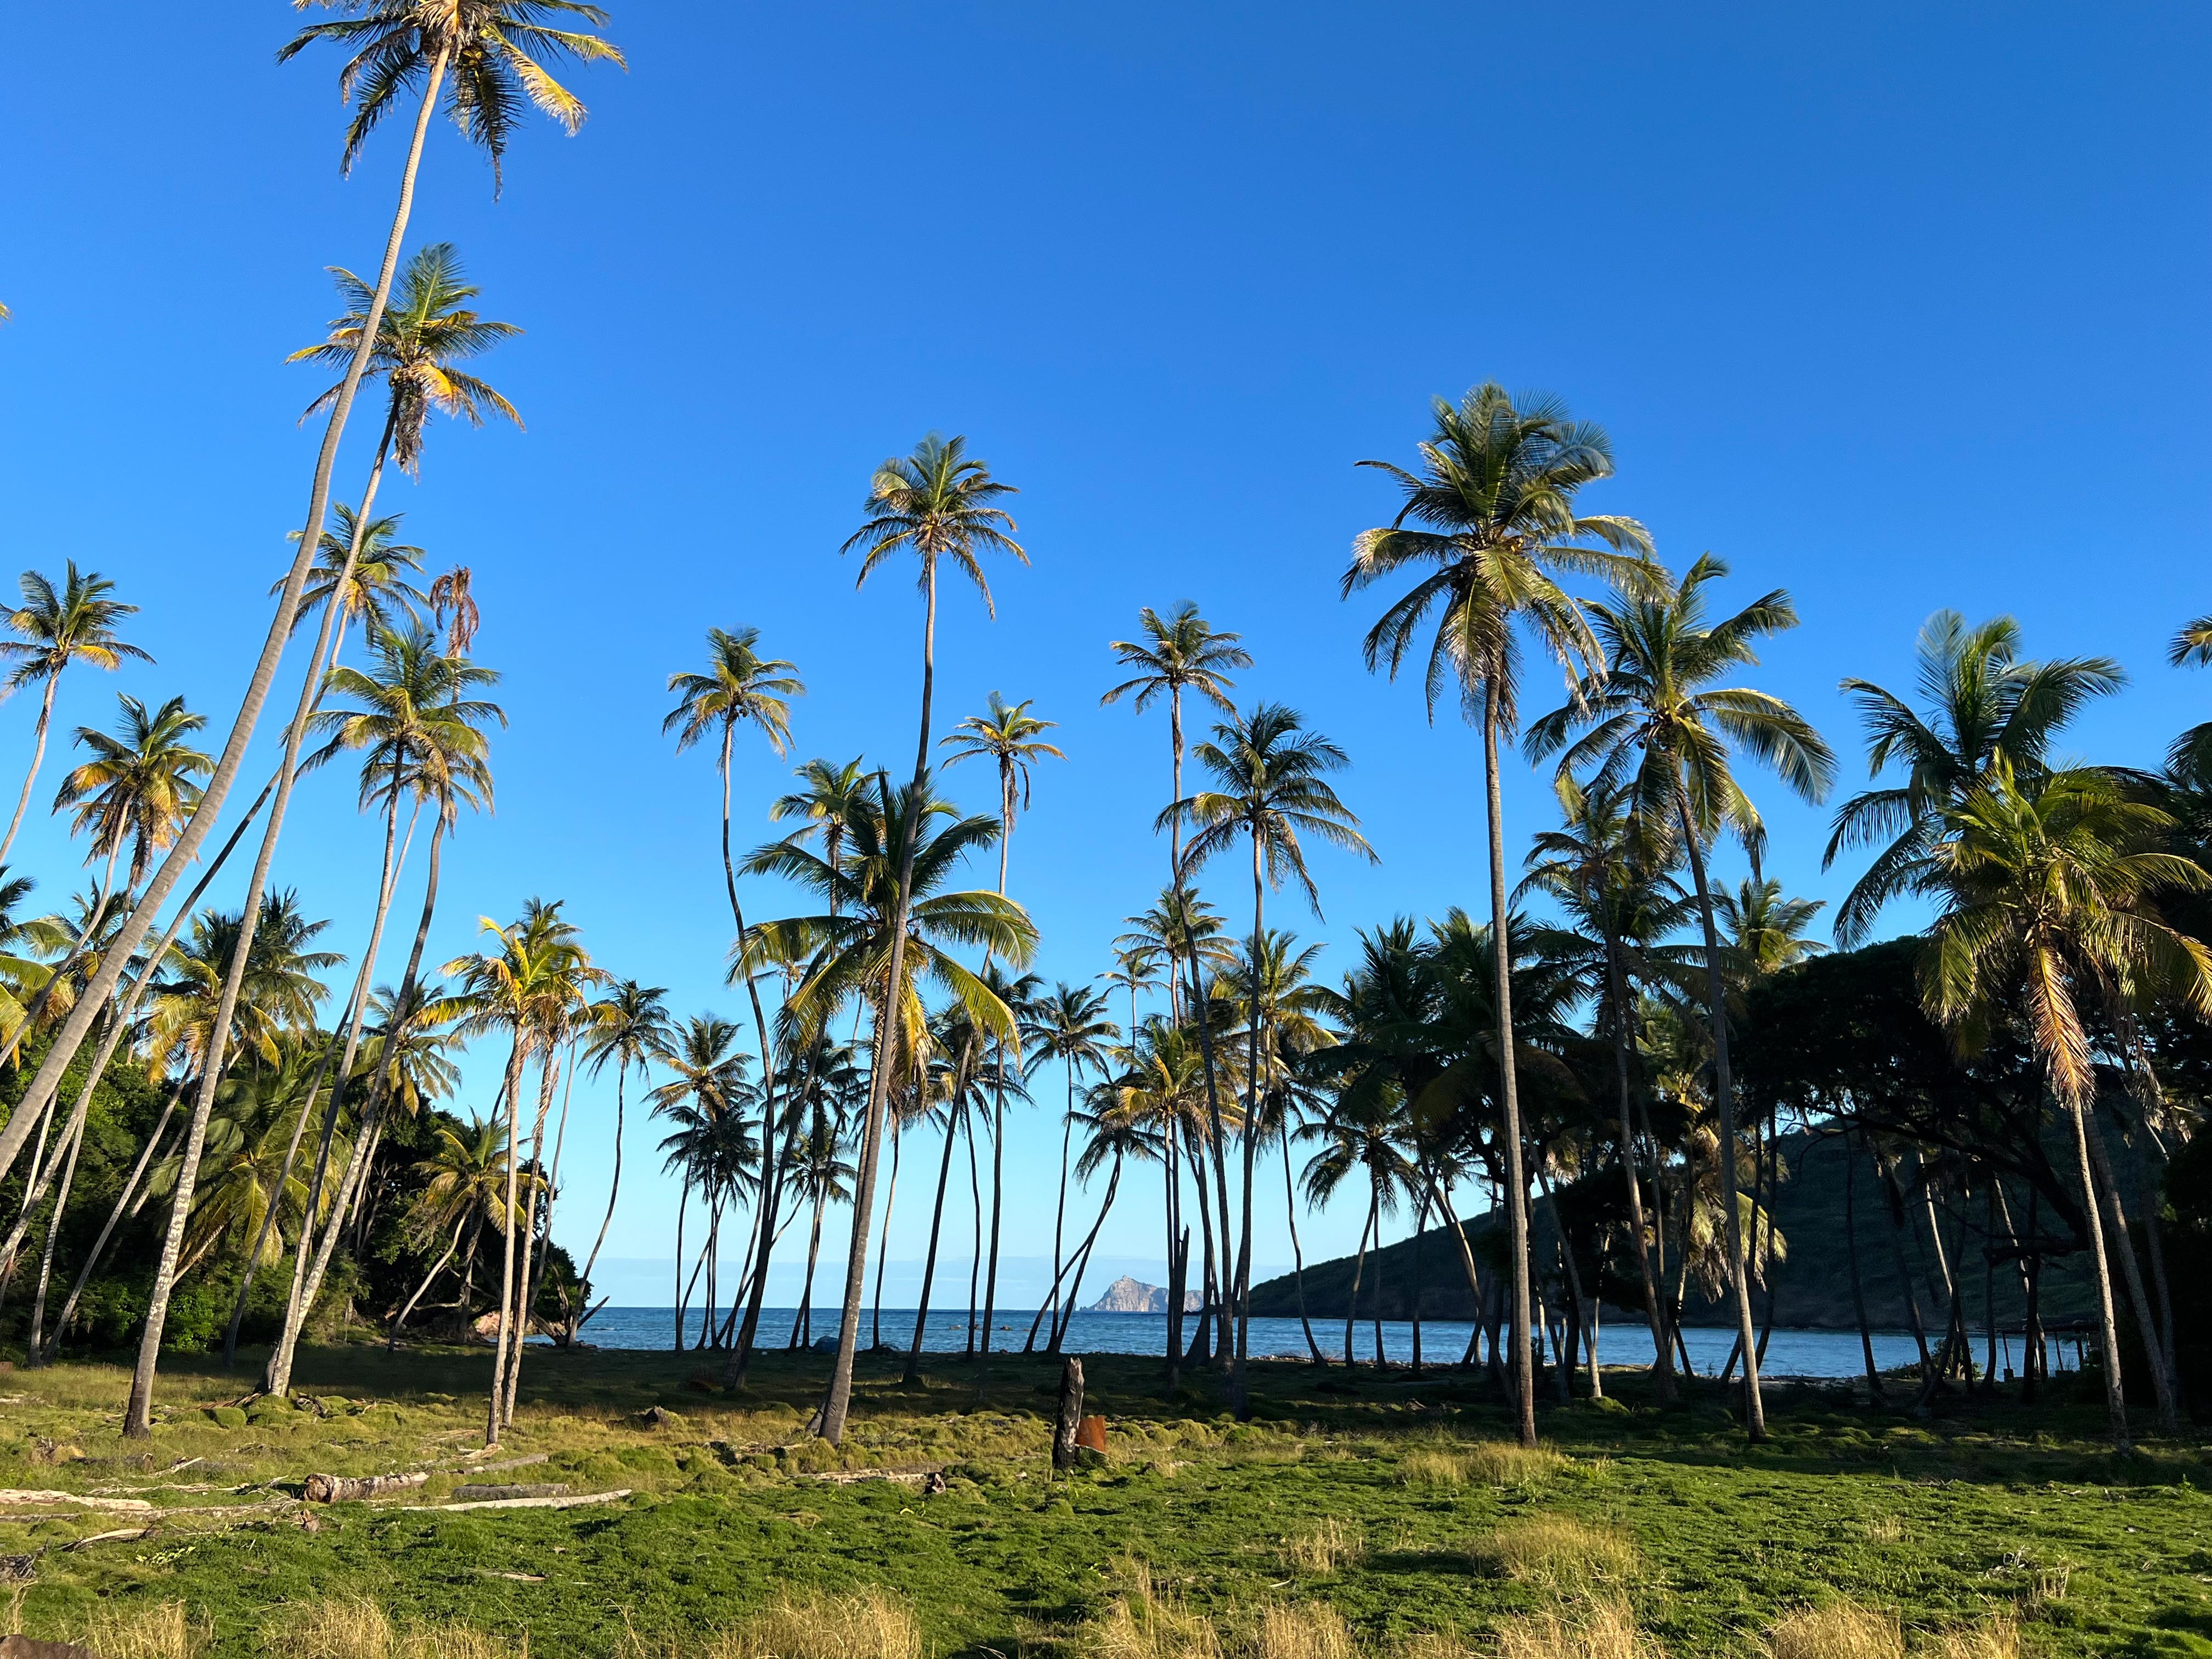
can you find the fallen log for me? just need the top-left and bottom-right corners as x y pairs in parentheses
(303, 1472), (428, 1504)
(451, 1453), (550, 1475)
(0, 1492), (154, 1514)
(451, 1483), (568, 1503)
(407, 1488), (630, 1514)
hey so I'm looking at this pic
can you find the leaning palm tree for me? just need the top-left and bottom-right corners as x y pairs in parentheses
(1920, 759), (2212, 1448)
(237, 624), (503, 1371)
(575, 979), (673, 1327)
(1023, 983), (1120, 1340)
(1102, 603), (1250, 876)
(942, 692), (1063, 1364)
(1527, 554), (1835, 1442)
(665, 625), (802, 1379)
(1825, 611), (2122, 945)
(0, 563), (150, 868)
(86, 18), (613, 1432)
(1167, 703), (1374, 1412)
(391, 1113), (519, 1342)
(275, 504), (428, 670)
(1342, 382), (1655, 1446)
(817, 432), (1025, 1442)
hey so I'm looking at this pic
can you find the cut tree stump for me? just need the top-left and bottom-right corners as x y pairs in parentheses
(303, 1472), (428, 1504)
(1052, 1358), (1085, 1471)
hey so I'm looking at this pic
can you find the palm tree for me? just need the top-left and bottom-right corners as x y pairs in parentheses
(442, 900), (600, 1442)
(0, 563), (150, 868)
(788, 1102), (859, 1349)
(575, 980), (673, 1330)
(1715, 878), (1826, 980)
(6, 7), (605, 1243)
(1168, 703), (1374, 1412)
(1518, 777), (1689, 1398)
(1920, 759), (2212, 1447)
(770, 758), (871, 911)
(391, 1113), (521, 1341)
(1023, 984), (1119, 1341)
(942, 692), (1063, 1365)
(1527, 554), (1834, 1442)
(429, 566), (482, 656)
(248, 624), (502, 1375)
(651, 1015), (760, 1348)
(1825, 611), (2122, 945)
(1102, 603), (1251, 876)
(1343, 382), (1656, 1446)
(818, 433), (1025, 1442)
(275, 505), (428, 670)
(664, 625), (803, 1379)
(1304, 1093), (1418, 1366)
(1049, 1083), (1163, 1350)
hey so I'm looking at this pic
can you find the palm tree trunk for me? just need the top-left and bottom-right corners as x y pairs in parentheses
(1344, 1194), (1374, 1364)
(522, 1042), (579, 1349)
(1881, 1160), (1938, 1386)
(799, 1187), (827, 1347)
(0, 675), (60, 868)
(979, 1076), (1006, 1381)
(1283, 1126), (1323, 1363)
(723, 729), (785, 1386)
(1482, 685), (1538, 1447)
(2083, 1114), (2170, 1431)
(904, 1101), (963, 1385)
(817, 562), (938, 1444)
(44, 1079), (184, 1362)
(672, 1176), (689, 1350)
(1181, 946), (1234, 1368)
(486, 1033), (529, 1444)
(577, 1062), (628, 1328)
(1672, 787), (1765, 1442)
(391, 1215), (468, 1345)
(24, 1098), (86, 1363)
(1844, 1135), (1884, 1402)
(1228, 829), (1266, 1416)
(873, 1121), (900, 1351)
(965, 1110), (983, 1354)
(1, 46), (452, 1214)
(1043, 1086), (1072, 1354)
(1052, 1157), (1122, 1352)
(1184, 1125), (1216, 1365)
(1604, 944), (1673, 1401)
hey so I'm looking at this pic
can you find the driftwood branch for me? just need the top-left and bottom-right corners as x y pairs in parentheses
(303, 1472), (428, 1504)
(405, 1488), (631, 1514)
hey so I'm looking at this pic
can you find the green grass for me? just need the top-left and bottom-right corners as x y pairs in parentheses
(0, 1344), (2207, 1657)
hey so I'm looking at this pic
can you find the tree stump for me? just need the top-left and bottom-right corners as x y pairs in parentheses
(1051, 1357), (1085, 1471)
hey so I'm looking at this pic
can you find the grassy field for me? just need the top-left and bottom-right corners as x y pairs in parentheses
(0, 1343), (2206, 1657)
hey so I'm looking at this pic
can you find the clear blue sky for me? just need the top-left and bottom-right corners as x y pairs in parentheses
(0, 4), (2204, 1308)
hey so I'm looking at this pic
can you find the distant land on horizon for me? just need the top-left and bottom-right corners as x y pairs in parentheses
(1090, 1276), (1204, 1314)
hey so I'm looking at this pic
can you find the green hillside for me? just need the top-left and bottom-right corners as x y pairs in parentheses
(1249, 1132), (2100, 1331)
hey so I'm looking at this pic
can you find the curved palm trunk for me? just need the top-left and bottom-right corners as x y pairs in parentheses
(904, 1102), (964, 1384)
(577, 1061), (628, 1325)
(524, 1043), (581, 1347)
(1232, 832), (1262, 1415)
(2084, 1116), (2174, 1431)
(0, 674), (61, 868)
(1040, 1093), (1073, 1353)
(1843, 1135), (1884, 1401)
(817, 565), (938, 1443)
(1183, 949), (1235, 1365)
(269, 806), (448, 1399)
(44, 1080), (184, 1361)
(1051, 1156), (1122, 1352)
(1673, 789), (1764, 1441)
(723, 727), (786, 1386)
(1605, 943), (1673, 1401)
(24, 1101), (86, 1361)
(872, 1122), (901, 1351)
(2064, 1098), (2128, 1446)
(2, 45), (452, 1221)
(503, 1051), (561, 1411)
(964, 1111), (983, 1353)
(672, 1176), (690, 1350)
(1482, 687), (1537, 1446)
(797, 1183), (827, 1347)
(391, 1215), (467, 1345)
(1282, 1127), (1324, 1363)
(1344, 1192), (1375, 1364)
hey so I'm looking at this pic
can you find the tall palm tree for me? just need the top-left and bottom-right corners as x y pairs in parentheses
(1825, 611), (2122, 945)
(250, 624), (502, 1377)
(275, 504), (428, 670)
(788, 1097), (859, 1348)
(1715, 878), (1826, 980)
(770, 758), (871, 912)
(1920, 759), (2212, 1447)
(1102, 602), (1251, 876)
(1049, 1080), (1164, 1350)
(1527, 554), (1834, 1442)
(429, 565), (481, 656)
(1304, 1092), (1419, 1366)
(8, 9), (601, 1242)
(575, 979), (673, 1328)
(651, 1014), (760, 1348)
(942, 692), (1063, 1364)
(819, 433), (1025, 1443)
(1169, 703), (1374, 1412)
(391, 1113), (522, 1341)
(442, 900), (600, 1441)
(1518, 777), (1689, 1398)
(1023, 983), (1119, 1340)
(0, 563), (150, 868)
(664, 625), (803, 1379)
(1344, 382), (1656, 1446)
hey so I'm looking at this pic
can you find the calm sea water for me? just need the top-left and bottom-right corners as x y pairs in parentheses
(567, 1306), (2077, 1379)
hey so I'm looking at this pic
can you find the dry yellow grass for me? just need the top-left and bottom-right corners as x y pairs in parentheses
(1401, 1440), (1565, 1488)
(1075, 1563), (1221, 1659)
(1284, 1517), (1367, 1574)
(1924, 1616), (2019, 1659)
(83, 1601), (207, 1659)
(1764, 1602), (1904, 1659)
(260, 1596), (529, 1659)
(1472, 1516), (1638, 1586)
(1246, 1602), (1357, 1659)
(696, 1588), (925, 1659)
(1494, 1601), (1653, 1659)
